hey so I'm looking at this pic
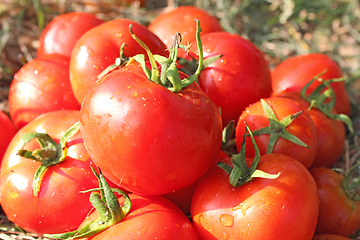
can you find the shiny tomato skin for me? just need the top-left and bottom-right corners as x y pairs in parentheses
(80, 62), (223, 196)
(148, 6), (223, 48)
(69, 19), (168, 104)
(189, 31), (272, 127)
(8, 54), (80, 130)
(191, 153), (319, 240)
(163, 150), (229, 215)
(0, 112), (16, 161)
(78, 194), (199, 240)
(37, 12), (104, 58)
(235, 96), (318, 169)
(310, 167), (360, 237)
(0, 110), (99, 235)
(312, 234), (352, 240)
(271, 53), (351, 116)
(280, 93), (345, 169)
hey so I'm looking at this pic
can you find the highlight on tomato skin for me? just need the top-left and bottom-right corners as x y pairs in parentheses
(8, 54), (81, 130)
(0, 110), (101, 235)
(234, 96), (318, 169)
(37, 11), (105, 58)
(69, 18), (169, 105)
(190, 153), (320, 240)
(271, 53), (351, 116)
(184, 31), (273, 127)
(148, 5), (223, 49)
(72, 194), (200, 240)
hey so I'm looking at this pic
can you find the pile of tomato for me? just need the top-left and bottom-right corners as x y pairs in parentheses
(0, 3), (359, 240)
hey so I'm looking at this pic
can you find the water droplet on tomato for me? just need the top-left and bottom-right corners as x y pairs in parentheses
(110, 96), (114, 99)
(116, 33), (123, 38)
(136, 225), (148, 235)
(193, 98), (201, 106)
(131, 92), (138, 97)
(222, 232), (229, 239)
(220, 58), (227, 65)
(219, 214), (234, 227)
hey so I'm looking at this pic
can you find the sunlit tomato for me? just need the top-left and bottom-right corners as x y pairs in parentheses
(0, 110), (99, 235)
(187, 31), (272, 127)
(77, 194), (199, 239)
(191, 153), (319, 240)
(235, 96), (318, 169)
(271, 53), (351, 116)
(80, 61), (223, 195)
(37, 12), (104, 58)
(0, 111), (16, 161)
(163, 150), (229, 215)
(69, 18), (168, 104)
(312, 234), (352, 240)
(310, 167), (360, 237)
(8, 54), (80, 130)
(148, 6), (223, 48)
(280, 93), (345, 169)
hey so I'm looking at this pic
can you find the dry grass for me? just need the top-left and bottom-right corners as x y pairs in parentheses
(0, 0), (360, 239)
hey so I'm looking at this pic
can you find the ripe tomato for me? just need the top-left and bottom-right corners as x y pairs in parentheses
(163, 150), (229, 215)
(191, 153), (319, 240)
(0, 111), (16, 161)
(310, 167), (360, 237)
(312, 234), (352, 240)
(37, 12), (104, 58)
(271, 53), (351, 116)
(69, 18), (168, 104)
(148, 6), (223, 48)
(75, 194), (199, 239)
(187, 31), (272, 127)
(8, 54), (80, 130)
(280, 93), (345, 169)
(0, 110), (100, 235)
(235, 96), (318, 169)
(80, 60), (223, 195)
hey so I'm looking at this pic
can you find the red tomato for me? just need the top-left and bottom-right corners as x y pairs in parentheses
(0, 111), (16, 161)
(77, 194), (199, 239)
(69, 18), (168, 104)
(187, 31), (272, 127)
(148, 6), (223, 48)
(8, 54), (80, 130)
(271, 53), (351, 116)
(280, 93), (345, 169)
(310, 167), (360, 237)
(37, 12), (104, 58)
(235, 96), (318, 169)
(80, 61), (223, 195)
(191, 153), (319, 240)
(0, 110), (99, 235)
(312, 234), (352, 240)
(163, 150), (229, 215)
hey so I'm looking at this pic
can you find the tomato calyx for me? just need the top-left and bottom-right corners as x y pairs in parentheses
(16, 121), (81, 196)
(127, 19), (204, 93)
(44, 167), (131, 239)
(333, 161), (360, 201)
(300, 70), (354, 133)
(249, 99), (310, 154)
(218, 122), (280, 187)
